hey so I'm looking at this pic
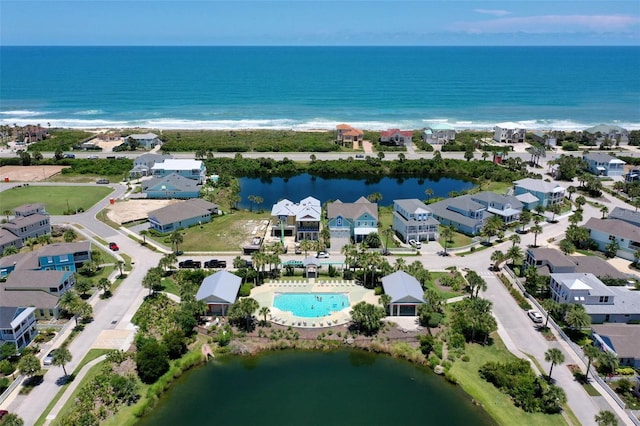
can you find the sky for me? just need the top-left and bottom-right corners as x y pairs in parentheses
(1, 1), (640, 46)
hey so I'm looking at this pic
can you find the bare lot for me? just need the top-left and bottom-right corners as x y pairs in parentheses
(0, 165), (68, 182)
(106, 199), (180, 224)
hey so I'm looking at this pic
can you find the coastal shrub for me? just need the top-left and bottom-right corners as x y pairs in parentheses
(428, 355), (440, 369)
(615, 367), (635, 376)
(374, 286), (383, 295)
(0, 359), (14, 375)
(136, 339), (170, 384)
(461, 355), (470, 362)
(239, 283), (253, 297)
(27, 129), (93, 151)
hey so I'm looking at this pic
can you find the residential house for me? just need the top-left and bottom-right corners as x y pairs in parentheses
(624, 169), (640, 184)
(583, 153), (626, 177)
(271, 196), (321, 242)
(302, 256), (321, 278)
(0, 253), (25, 278)
(326, 197), (378, 247)
(585, 217), (640, 261)
(583, 124), (629, 145)
(126, 132), (161, 149)
(14, 203), (47, 218)
(525, 248), (632, 280)
(380, 129), (412, 146)
(2, 214), (51, 245)
(493, 122), (525, 143)
(97, 132), (121, 142)
(195, 271), (242, 316)
(392, 199), (439, 243)
(469, 192), (522, 225)
(608, 207), (640, 227)
(428, 196), (488, 235)
(0, 230), (22, 254)
(1, 270), (77, 319)
(0, 306), (37, 349)
(550, 272), (640, 323)
(592, 324), (640, 368)
(19, 125), (49, 144)
(381, 271), (424, 316)
(37, 241), (92, 272)
(513, 178), (566, 208)
(531, 131), (557, 148)
(142, 173), (202, 199)
(148, 199), (218, 233)
(151, 159), (206, 184)
(336, 124), (364, 149)
(423, 123), (456, 145)
(130, 153), (172, 178)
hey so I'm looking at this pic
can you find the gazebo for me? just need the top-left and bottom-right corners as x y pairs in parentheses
(302, 256), (321, 278)
(381, 271), (425, 316)
(195, 270), (242, 316)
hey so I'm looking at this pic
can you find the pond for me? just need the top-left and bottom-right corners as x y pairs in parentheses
(138, 350), (495, 426)
(238, 174), (474, 208)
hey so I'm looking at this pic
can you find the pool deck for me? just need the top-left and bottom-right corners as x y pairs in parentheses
(251, 278), (378, 328)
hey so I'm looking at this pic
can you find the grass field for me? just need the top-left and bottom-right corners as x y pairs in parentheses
(148, 210), (270, 252)
(438, 225), (473, 248)
(0, 185), (113, 215)
(450, 336), (567, 426)
(47, 173), (125, 184)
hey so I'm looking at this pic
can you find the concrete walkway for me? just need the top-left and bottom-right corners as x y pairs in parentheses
(44, 355), (108, 426)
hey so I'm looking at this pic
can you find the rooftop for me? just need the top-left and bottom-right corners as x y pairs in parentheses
(551, 272), (615, 296)
(382, 271), (424, 304)
(585, 218), (640, 242)
(148, 199), (216, 226)
(583, 152), (625, 164)
(514, 178), (566, 194)
(152, 159), (204, 171)
(38, 241), (91, 257)
(592, 324), (640, 359)
(327, 197), (378, 221)
(608, 207), (640, 227)
(195, 271), (242, 304)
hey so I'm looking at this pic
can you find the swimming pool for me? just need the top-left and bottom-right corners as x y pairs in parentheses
(273, 293), (349, 318)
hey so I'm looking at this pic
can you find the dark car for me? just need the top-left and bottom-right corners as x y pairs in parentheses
(179, 259), (202, 269)
(96, 178), (110, 184)
(63, 153), (75, 159)
(108, 242), (119, 251)
(437, 251), (450, 257)
(355, 154), (365, 159)
(204, 259), (227, 269)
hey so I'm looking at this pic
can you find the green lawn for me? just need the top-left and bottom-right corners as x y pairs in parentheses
(449, 336), (567, 426)
(161, 277), (181, 296)
(47, 173), (125, 184)
(427, 272), (464, 299)
(438, 225), (473, 248)
(148, 210), (270, 252)
(0, 185), (113, 215)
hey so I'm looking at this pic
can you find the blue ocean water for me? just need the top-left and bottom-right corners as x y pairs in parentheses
(1, 46), (639, 130)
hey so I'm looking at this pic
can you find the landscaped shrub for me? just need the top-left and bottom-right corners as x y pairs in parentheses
(615, 367), (636, 376)
(136, 339), (170, 384)
(0, 359), (15, 376)
(498, 274), (531, 310)
(239, 283), (253, 297)
(374, 286), (383, 295)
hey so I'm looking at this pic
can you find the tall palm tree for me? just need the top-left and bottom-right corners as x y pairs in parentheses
(508, 233), (521, 247)
(594, 410), (618, 426)
(382, 227), (394, 254)
(169, 230), (184, 254)
(564, 304), (591, 330)
(52, 347), (73, 377)
(519, 210), (532, 233)
(424, 188), (434, 203)
(583, 344), (600, 382)
(598, 350), (619, 378)
(490, 250), (505, 271)
(506, 245), (523, 267)
(545, 348), (565, 381)
(541, 298), (559, 328)
(441, 225), (454, 254)
(531, 223), (543, 247)
(600, 205), (609, 219)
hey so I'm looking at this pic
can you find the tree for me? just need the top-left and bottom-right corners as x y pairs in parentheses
(17, 353), (40, 378)
(169, 230), (184, 254)
(545, 348), (565, 381)
(364, 232), (381, 248)
(350, 301), (386, 336)
(600, 205), (609, 219)
(139, 229), (148, 244)
(63, 229), (76, 243)
(564, 304), (591, 330)
(228, 298), (260, 331)
(559, 239), (576, 255)
(259, 306), (271, 324)
(54, 148), (64, 161)
(163, 329), (187, 360)
(136, 338), (169, 384)
(490, 250), (505, 271)
(424, 188), (434, 203)
(367, 192), (382, 203)
(465, 270), (487, 298)
(0, 342), (17, 361)
(52, 347), (72, 377)
(75, 278), (93, 297)
(142, 267), (163, 295)
(116, 259), (125, 277)
(59, 290), (80, 314)
(549, 203), (561, 222)
(464, 149), (474, 161)
(519, 210), (532, 233)
(595, 410), (618, 426)
(540, 299), (559, 328)
(598, 350), (619, 377)
(575, 195), (587, 211)
(441, 225), (454, 254)
(2, 246), (19, 257)
(97, 277), (112, 296)
(583, 344), (600, 382)
(530, 222), (543, 247)
(509, 233), (521, 247)
(566, 185), (576, 200)
(378, 294), (392, 314)
(0, 413), (24, 426)
(605, 239), (619, 258)
(506, 245), (523, 267)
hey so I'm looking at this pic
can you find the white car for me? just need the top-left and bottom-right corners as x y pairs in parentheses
(316, 251), (329, 258)
(409, 239), (422, 249)
(527, 310), (543, 324)
(88, 155), (99, 160)
(43, 351), (55, 366)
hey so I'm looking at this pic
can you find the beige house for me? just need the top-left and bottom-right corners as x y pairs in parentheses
(336, 124), (364, 149)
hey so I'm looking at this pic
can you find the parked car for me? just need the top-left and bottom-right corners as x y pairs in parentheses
(178, 259), (202, 269)
(437, 251), (450, 257)
(527, 310), (544, 324)
(355, 154), (365, 159)
(108, 242), (119, 251)
(96, 178), (110, 184)
(316, 251), (329, 258)
(88, 155), (99, 160)
(409, 239), (422, 249)
(204, 259), (227, 268)
(63, 153), (75, 159)
(43, 350), (55, 366)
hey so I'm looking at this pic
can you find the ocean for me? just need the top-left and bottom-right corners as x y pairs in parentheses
(1, 46), (639, 130)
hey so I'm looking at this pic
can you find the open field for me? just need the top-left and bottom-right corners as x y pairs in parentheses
(450, 337), (566, 426)
(106, 199), (180, 224)
(0, 165), (68, 182)
(148, 210), (270, 252)
(0, 185), (113, 215)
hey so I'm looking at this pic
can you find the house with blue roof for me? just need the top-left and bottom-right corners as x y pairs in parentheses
(381, 271), (424, 316)
(143, 173), (202, 199)
(195, 271), (242, 316)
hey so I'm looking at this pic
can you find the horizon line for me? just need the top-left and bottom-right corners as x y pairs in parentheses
(2, 44), (639, 48)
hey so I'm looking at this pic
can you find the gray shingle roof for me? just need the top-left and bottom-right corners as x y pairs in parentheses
(583, 152), (625, 164)
(382, 271), (424, 304)
(0, 253), (25, 269)
(13, 203), (45, 215)
(393, 199), (432, 215)
(195, 271), (242, 304)
(0, 229), (21, 246)
(0, 306), (20, 329)
(513, 178), (566, 194)
(2, 214), (49, 232)
(4, 270), (69, 289)
(609, 207), (640, 227)
(37, 241), (91, 257)
(148, 200), (214, 226)
(551, 273), (615, 296)
(592, 324), (640, 359)
(326, 198), (377, 221)
(584, 286), (640, 315)
(428, 196), (488, 229)
(0, 289), (60, 309)
(585, 218), (640, 241)
(529, 248), (577, 268)
(143, 173), (200, 192)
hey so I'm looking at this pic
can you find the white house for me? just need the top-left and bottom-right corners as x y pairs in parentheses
(127, 133), (161, 149)
(493, 122), (525, 143)
(392, 199), (439, 243)
(423, 123), (456, 145)
(583, 153), (626, 177)
(151, 159), (207, 184)
(585, 217), (640, 261)
(271, 196), (321, 242)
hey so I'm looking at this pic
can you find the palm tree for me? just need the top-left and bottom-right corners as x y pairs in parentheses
(598, 350), (619, 378)
(594, 410), (618, 426)
(549, 203), (561, 222)
(116, 260), (125, 277)
(441, 225), (454, 254)
(564, 304), (591, 330)
(394, 257), (407, 272)
(566, 185), (576, 201)
(382, 227), (394, 254)
(424, 188), (434, 203)
(139, 229), (148, 244)
(508, 233), (521, 247)
(583, 344), (600, 382)
(97, 277), (111, 296)
(531, 223), (543, 247)
(600, 205), (609, 219)
(506, 245), (523, 267)
(545, 348), (565, 381)
(540, 298), (559, 328)
(170, 230), (184, 254)
(575, 195), (587, 211)
(378, 294), (392, 314)
(24, 238), (37, 251)
(52, 347), (72, 377)
(490, 250), (505, 271)
(519, 210), (532, 233)
(367, 192), (382, 203)
(259, 306), (270, 324)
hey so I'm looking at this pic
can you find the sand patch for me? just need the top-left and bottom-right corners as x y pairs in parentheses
(0, 165), (68, 182)
(86, 137), (124, 152)
(106, 199), (181, 224)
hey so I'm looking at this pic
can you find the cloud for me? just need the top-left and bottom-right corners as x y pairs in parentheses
(452, 14), (640, 34)
(474, 9), (511, 17)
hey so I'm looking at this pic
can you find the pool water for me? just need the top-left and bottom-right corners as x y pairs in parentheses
(273, 293), (349, 318)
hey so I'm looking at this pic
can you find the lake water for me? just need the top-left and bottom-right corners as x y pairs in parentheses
(137, 350), (495, 426)
(238, 174), (474, 208)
